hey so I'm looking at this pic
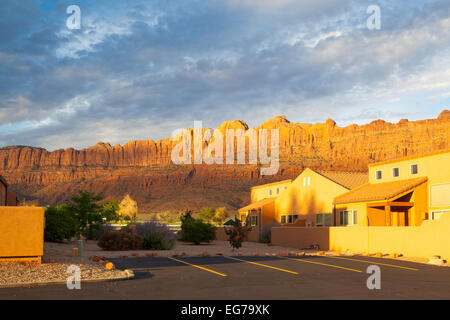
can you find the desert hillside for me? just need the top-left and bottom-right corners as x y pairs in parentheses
(1, 110), (449, 213)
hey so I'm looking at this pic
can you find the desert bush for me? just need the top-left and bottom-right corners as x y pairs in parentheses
(180, 211), (216, 245)
(97, 225), (143, 250)
(136, 222), (177, 250)
(259, 224), (273, 243)
(84, 223), (116, 241)
(44, 205), (78, 242)
(224, 216), (252, 250)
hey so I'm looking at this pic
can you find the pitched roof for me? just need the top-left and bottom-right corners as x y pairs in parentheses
(316, 171), (369, 190)
(239, 198), (274, 211)
(334, 177), (428, 204)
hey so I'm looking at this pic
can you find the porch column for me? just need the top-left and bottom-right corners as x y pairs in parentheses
(385, 205), (391, 226)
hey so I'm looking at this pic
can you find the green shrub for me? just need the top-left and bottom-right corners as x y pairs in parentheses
(180, 212), (216, 245)
(84, 223), (115, 241)
(44, 205), (78, 242)
(97, 226), (143, 250)
(136, 222), (177, 250)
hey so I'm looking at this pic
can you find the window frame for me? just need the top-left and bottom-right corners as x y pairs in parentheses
(393, 167), (399, 177)
(339, 210), (358, 226)
(375, 170), (382, 180)
(250, 215), (258, 226)
(316, 213), (332, 227)
(411, 164), (418, 175)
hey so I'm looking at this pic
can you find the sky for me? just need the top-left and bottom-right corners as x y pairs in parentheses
(0, 0), (449, 151)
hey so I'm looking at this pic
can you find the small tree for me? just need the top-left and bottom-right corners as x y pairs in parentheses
(118, 194), (138, 221)
(213, 207), (228, 224)
(102, 200), (120, 222)
(198, 206), (215, 221)
(66, 191), (104, 237)
(180, 210), (216, 245)
(44, 204), (78, 242)
(224, 215), (252, 251)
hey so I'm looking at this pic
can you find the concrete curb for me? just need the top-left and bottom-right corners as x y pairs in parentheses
(0, 270), (135, 289)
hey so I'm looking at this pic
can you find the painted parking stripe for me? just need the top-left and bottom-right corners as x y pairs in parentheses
(168, 257), (228, 277)
(223, 256), (299, 275)
(281, 256), (363, 273)
(326, 256), (419, 271)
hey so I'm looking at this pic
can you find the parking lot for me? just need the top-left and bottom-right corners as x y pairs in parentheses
(1, 254), (449, 299)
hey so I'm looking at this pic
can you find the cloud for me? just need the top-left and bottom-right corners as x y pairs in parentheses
(0, 0), (449, 150)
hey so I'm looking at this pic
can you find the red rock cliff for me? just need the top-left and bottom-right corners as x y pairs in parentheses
(1, 110), (449, 212)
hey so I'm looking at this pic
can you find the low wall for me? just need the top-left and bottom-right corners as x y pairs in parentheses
(0, 206), (45, 263)
(270, 213), (450, 261)
(216, 226), (259, 242)
(330, 213), (450, 261)
(271, 227), (330, 250)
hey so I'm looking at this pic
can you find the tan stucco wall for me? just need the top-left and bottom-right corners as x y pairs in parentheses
(251, 180), (292, 203)
(369, 151), (450, 185)
(274, 168), (349, 225)
(0, 206), (44, 259)
(271, 227), (330, 250)
(271, 212), (450, 261)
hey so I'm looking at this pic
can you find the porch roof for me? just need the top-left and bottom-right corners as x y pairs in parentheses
(238, 198), (274, 212)
(334, 177), (428, 204)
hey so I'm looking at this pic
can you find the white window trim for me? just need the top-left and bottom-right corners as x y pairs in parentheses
(429, 209), (450, 220)
(340, 210), (358, 226)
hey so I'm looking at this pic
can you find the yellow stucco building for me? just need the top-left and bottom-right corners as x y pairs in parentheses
(334, 149), (450, 227)
(239, 169), (368, 231)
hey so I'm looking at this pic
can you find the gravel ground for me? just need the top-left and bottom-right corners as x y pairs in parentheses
(45, 240), (319, 259)
(0, 261), (128, 287)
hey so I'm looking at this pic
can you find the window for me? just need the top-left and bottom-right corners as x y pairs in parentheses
(339, 210), (358, 226)
(303, 178), (306, 186)
(276, 188), (279, 195)
(411, 164), (418, 175)
(375, 170), (382, 180)
(269, 189), (272, 196)
(281, 215), (298, 224)
(430, 210), (449, 220)
(316, 213), (332, 226)
(393, 168), (399, 177)
(250, 216), (258, 226)
(284, 186), (287, 190)
(307, 177), (311, 186)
